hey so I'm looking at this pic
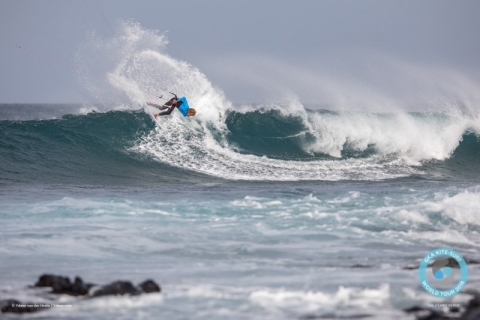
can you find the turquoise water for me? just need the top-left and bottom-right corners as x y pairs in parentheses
(0, 104), (479, 319)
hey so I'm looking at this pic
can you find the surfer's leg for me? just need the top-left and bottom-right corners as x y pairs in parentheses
(147, 102), (170, 110)
(156, 106), (175, 116)
(146, 102), (162, 108)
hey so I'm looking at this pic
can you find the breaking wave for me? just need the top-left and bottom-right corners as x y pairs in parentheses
(2, 21), (479, 183)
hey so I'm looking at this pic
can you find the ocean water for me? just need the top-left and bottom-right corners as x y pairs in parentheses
(1, 22), (480, 319)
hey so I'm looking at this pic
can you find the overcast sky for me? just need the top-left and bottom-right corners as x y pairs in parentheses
(1, 0), (479, 105)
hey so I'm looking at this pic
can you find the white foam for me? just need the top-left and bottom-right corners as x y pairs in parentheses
(305, 109), (478, 163)
(75, 293), (163, 311)
(167, 284), (247, 300)
(383, 229), (478, 246)
(249, 284), (390, 312)
(394, 209), (430, 224)
(135, 129), (417, 180)
(426, 190), (480, 225)
(161, 283), (393, 317)
(78, 104), (99, 114)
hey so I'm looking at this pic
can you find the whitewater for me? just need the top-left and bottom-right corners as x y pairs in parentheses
(0, 21), (479, 319)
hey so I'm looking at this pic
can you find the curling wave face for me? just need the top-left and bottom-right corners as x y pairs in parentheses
(68, 21), (480, 182)
(134, 107), (480, 181)
(1, 108), (479, 184)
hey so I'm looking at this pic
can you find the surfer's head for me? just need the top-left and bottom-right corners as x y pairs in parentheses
(187, 108), (196, 117)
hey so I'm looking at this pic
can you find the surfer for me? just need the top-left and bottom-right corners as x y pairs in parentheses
(147, 93), (196, 118)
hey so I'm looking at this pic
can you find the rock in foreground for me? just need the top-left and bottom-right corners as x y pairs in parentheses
(1, 274), (161, 314)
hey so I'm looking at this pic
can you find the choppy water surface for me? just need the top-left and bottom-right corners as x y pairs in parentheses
(1, 21), (479, 319)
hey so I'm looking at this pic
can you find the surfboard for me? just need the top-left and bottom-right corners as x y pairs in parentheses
(142, 102), (163, 129)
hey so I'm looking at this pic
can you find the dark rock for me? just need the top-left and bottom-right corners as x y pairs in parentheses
(35, 275), (157, 297)
(462, 296), (480, 320)
(51, 276), (72, 294)
(404, 306), (427, 313)
(403, 264), (418, 270)
(35, 274), (69, 288)
(2, 274), (162, 314)
(403, 305), (446, 320)
(462, 308), (480, 320)
(90, 281), (141, 297)
(1, 299), (45, 314)
(34, 274), (94, 296)
(138, 279), (161, 293)
(70, 276), (95, 296)
(448, 305), (460, 313)
(300, 313), (371, 319)
(467, 294), (480, 309)
(349, 264), (373, 268)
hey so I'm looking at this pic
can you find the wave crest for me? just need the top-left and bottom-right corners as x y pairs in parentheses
(72, 21), (480, 181)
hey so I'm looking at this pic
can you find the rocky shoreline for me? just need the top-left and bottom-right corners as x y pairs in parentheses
(1, 274), (160, 314)
(1, 274), (478, 319)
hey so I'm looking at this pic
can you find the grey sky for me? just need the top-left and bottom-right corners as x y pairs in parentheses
(0, 0), (479, 106)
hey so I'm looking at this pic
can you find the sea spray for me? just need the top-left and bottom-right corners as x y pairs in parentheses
(71, 21), (480, 181)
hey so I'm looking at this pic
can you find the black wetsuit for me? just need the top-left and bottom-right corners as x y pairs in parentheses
(156, 94), (184, 116)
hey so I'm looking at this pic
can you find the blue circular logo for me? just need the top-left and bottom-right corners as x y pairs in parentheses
(418, 248), (468, 298)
